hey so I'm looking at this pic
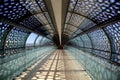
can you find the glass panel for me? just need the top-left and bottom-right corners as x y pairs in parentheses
(26, 33), (38, 46)
(35, 36), (43, 46)
(0, 47), (55, 80)
(67, 47), (120, 80)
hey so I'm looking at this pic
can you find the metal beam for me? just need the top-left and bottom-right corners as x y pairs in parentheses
(19, 11), (47, 21)
(0, 16), (51, 40)
(62, 0), (69, 36)
(70, 15), (120, 39)
(63, 23), (78, 37)
(50, 0), (62, 44)
(1, 26), (13, 56)
(34, 35), (39, 47)
(35, 0), (53, 39)
(68, 11), (97, 24)
(44, 0), (59, 37)
(62, 0), (78, 37)
(24, 33), (31, 48)
(35, 23), (51, 30)
(65, 23), (78, 28)
(102, 28), (113, 60)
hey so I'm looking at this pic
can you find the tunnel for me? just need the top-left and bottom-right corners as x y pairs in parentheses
(0, 0), (120, 80)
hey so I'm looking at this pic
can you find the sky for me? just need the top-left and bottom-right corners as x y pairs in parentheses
(26, 33), (38, 44)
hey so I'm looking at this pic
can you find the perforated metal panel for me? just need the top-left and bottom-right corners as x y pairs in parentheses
(88, 29), (110, 59)
(5, 27), (30, 55)
(63, 0), (120, 39)
(0, 22), (12, 57)
(0, 0), (28, 20)
(0, 0), (55, 40)
(105, 22), (120, 63)
(70, 0), (120, 23)
(0, 22), (10, 49)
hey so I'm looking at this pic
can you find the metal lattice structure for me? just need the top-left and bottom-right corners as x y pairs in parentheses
(0, 0), (120, 80)
(65, 0), (120, 64)
(0, 0), (57, 57)
(69, 23), (120, 63)
(0, 0), (119, 63)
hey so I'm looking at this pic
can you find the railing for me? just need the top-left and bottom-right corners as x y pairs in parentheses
(66, 46), (120, 80)
(0, 46), (56, 80)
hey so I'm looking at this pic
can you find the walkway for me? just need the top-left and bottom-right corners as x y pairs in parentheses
(15, 50), (92, 80)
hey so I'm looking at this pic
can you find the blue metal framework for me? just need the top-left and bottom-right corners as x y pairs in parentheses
(68, 23), (120, 64)
(0, 0), (57, 57)
(0, 0), (120, 80)
(64, 0), (120, 65)
(0, 0), (119, 72)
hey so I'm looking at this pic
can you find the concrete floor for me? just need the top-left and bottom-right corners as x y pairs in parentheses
(15, 50), (92, 80)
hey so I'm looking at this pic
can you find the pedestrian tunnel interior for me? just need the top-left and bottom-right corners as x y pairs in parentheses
(0, 0), (120, 80)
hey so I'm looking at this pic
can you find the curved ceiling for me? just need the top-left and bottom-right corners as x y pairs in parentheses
(0, 0), (120, 46)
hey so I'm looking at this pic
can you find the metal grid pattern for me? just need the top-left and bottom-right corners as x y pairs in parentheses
(0, 22), (12, 57)
(0, 0), (119, 65)
(0, 0), (28, 20)
(69, 29), (111, 59)
(19, 0), (55, 36)
(20, 16), (42, 29)
(76, 37), (84, 47)
(68, 13), (85, 27)
(72, 29), (83, 38)
(71, 0), (120, 23)
(78, 19), (96, 31)
(70, 38), (78, 47)
(63, 0), (120, 41)
(64, 24), (77, 37)
(70, 34), (92, 52)
(64, 13), (93, 38)
(0, 47), (55, 80)
(71, 37), (84, 48)
(5, 27), (29, 49)
(67, 47), (120, 80)
(88, 29), (110, 51)
(88, 29), (110, 59)
(5, 27), (29, 55)
(0, 22), (10, 50)
(105, 22), (120, 63)
(0, 0), (56, 40)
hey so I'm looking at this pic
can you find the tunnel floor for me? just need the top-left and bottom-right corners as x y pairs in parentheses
(15, 50), (92, 80)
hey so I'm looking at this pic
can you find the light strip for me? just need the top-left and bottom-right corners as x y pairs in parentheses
(51, 0), (62, 45)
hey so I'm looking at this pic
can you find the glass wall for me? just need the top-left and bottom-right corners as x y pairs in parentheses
(0, 46), (56, 80)
(66, 47), (120, 80)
